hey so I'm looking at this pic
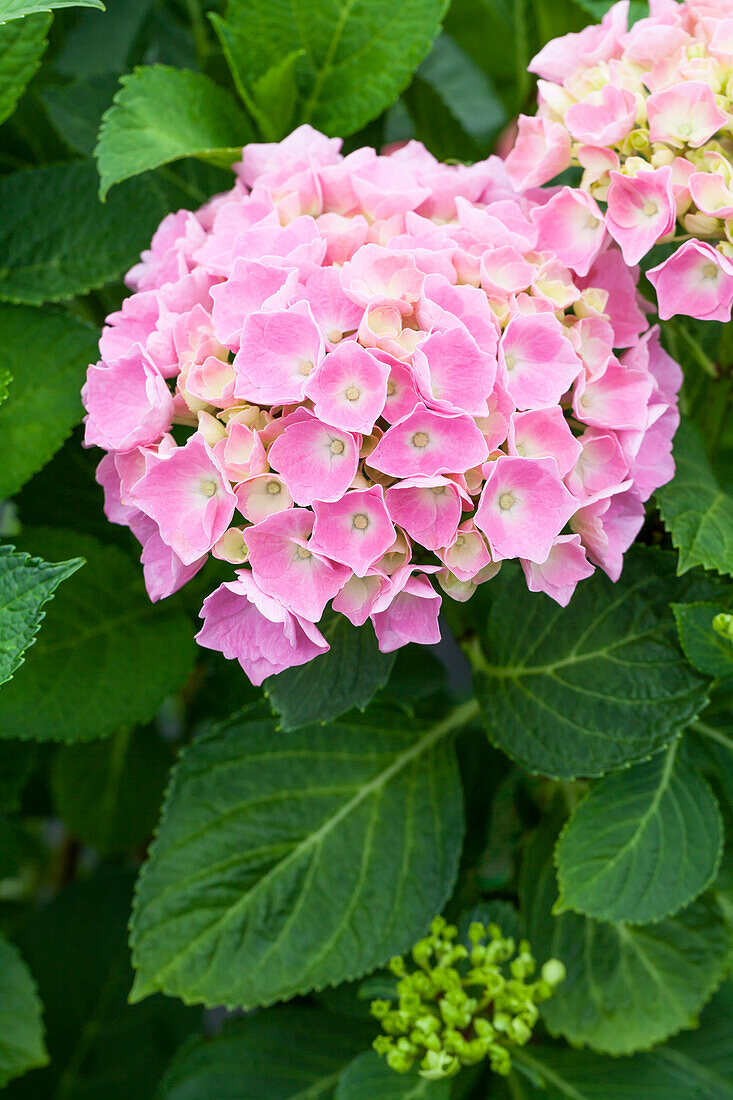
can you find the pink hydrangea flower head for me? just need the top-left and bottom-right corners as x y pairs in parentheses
(503, 0), (733, 320)
(196, 571), (329, 685)
(437, 520), (491, 582)
(564, 84), (638, 147)
(370, 566), (442, 653)
(244, 507), (350, 621)
(499, 313), (582, 410)
(369, 406), (488, 478)
(268, 414), (360, 505)
(504, 116), (572, 189)
(129, 432), (237, 565)
(84, 348), (174, 452)
(646, 81), (727, 148)
(303, 341), (390, 433)
(475, 456), (577, 563)
(310, 486), (396, 576)
(605, 167), (677, 265)
(529, 188), (606, 276)
(82, 123), (682, 684)
(235, 474), (293, 524)
(233, 303), (325, 405)
(647, 240), (733, 321)
(520, 535), (595, 607)
(385, 476), (467, 552)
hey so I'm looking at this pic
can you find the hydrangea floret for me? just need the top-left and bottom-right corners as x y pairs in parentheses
(370, 916), (565, 1081)
(82, 124), (682, 685)
(506, 0), (733, 321)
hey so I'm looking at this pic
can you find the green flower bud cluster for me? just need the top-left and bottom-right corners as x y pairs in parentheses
(370, 915), (565, 1081)
(713, 612), (733, 642)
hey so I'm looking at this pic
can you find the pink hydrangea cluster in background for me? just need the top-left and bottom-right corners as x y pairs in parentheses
(83, 125), (681, 685)
(506, 0), (733, 322)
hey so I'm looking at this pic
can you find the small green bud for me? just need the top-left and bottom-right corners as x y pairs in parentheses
(541, 958), (566, 987)
(713, 612), (733, 641)
(419, 1049), (461, 1080)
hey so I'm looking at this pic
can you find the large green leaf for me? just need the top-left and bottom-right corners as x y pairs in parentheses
(265, 612), (395, 730)
(95, 65), (251, 197)
(0, 530), (196, 742)
(555, 741), (723, 924)
(0, 13), (50, 127)
(472, 550), (708, 780)
(130, 700), (471, 1009)
(5, 869), (195, 1100)
(403, 33), (506, 161)
(159, 1006), (374, 1100)
(219, 0), (447, 137)
(55, 0), (153, 77)
(673, 600), (733, 679)
(336, 1051), (450, 1099)
(51, 725), (173, 854)
(0, 305), (98, 498)
(521, 826), (730, 1055)
(0, 935), (47, 1088)
(0, 163), (208, 305)
(514, 983), (733, 1098)
(0, 741), (36, 812)
(0, 543), (82, 688)
(40, 74), (118, 155)
(445, 0), (532, 118)
(0, 0), (102, 21)
(656, 418), (733, 577)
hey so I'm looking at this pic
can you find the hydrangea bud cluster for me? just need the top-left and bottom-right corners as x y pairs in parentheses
(713, 610), (733, 639)
(370, 916), (565, 1081)
(82, 124), (682, 686)
(506, 0), (733, 322)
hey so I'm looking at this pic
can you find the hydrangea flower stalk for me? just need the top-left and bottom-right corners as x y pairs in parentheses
(506, 0), (733, 321)
(83, 125), (681, 685)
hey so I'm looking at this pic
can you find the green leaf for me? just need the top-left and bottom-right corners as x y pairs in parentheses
(445, 0), (532, 118)
(95, 65), (251, 198)
(555, 741), (723, 924)
(0, 13), (50, 127)
(5, 869), (194, 1099)
(336, 1051), (450, 1099)
(0, 367), (10, 405)
(0, 162), (209, 305)
(51, 726), (173, 854)
(0, 305), (98, 496)
(673, 600), (733, 679)
(404, 33), (506, 159)
(130, 700), (471, 1009)
(514, 982), (733, 1099)
(472, 549), (708, 780)
(209, 13), (302, 142)
(159, 1005), (375, 1100)
(40, 74), (118, 155)
(0, 935), (47, 1088)
(656, 418), (733, 577)
(221, 0), (448, 137)
(0, 0), (102, 21)
(521, 826), (730, 1055)
(55, 0), (153, 77)
(0, 543), (82, 688)
(265, 612), (395, 730)
(571, 0), (648, 20)
(0, 741), (36, 812)
(0, 529), (196, 742)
